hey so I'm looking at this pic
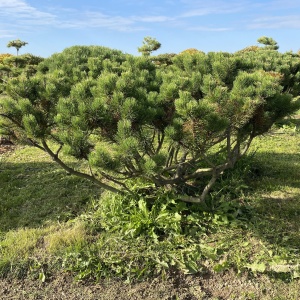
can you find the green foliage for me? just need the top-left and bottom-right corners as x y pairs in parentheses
(1, 41), (300, 203)
(138, 36), (161, 57)
(151, 53), (177, 67)
(0, 53), (43, 88)
(7, 39), (28, 55)
(257, 36), (279, 50)
(62, 187), (245, 281)
(0, 51), (44, 140)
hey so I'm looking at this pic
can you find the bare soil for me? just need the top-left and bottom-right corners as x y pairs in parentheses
(0, 139), (15, 156)
(0, 270), (298, 300)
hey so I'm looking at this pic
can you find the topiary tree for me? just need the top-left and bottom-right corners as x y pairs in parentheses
(257, 36), (279, 50)
(7, 39), (28, 56)
(138, 36), (161, 57)
(0, 43), (299, 202)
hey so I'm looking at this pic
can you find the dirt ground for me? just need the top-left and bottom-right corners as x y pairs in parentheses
(0, 270), (298, 300)
(0, 139), (15, 156)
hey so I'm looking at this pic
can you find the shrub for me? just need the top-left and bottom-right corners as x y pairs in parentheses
(0, 43), (299, 202)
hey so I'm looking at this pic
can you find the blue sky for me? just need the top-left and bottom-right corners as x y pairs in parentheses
(0, 0), (300, 58)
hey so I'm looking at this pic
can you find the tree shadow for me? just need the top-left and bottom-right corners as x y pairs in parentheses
(244, 151), (300, 256)
(252, 195), (300, 249)
(247, 151), (300, 191)
(0, 160), (101, 232)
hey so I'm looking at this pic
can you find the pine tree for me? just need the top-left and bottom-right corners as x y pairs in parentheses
(1, 42), (299, 202)
(257, 36), (279, 50)
(7, 39), (28, 56)
(138, 37), (161, 57)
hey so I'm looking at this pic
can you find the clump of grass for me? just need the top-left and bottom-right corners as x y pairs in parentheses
(43, 221), (87, 254)
(60, 185), (255, 282)
(0, 221), (87, 279)
(0, 227), (45, 279)
(0, 228), (43, 262)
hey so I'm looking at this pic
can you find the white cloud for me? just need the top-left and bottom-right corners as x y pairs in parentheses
(0, 0), (56, 24)
(133, 15), (174, 23)
(3, 0), (287, 35)
(180, 0), (247, 17)
(0, 0), (248, 34)
(249, 15), (300, 29)
(0, 0), (147, 32)
(0, 29), (14, 38)
(181, 7), (242, 18)
(187, 26), (231, 31)
(269, 0), (300, 9)
(65, 12), (144, 32)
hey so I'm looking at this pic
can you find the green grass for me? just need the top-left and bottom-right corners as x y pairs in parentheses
(249, 132), (300, 246)
(0, 129), (299, 298)
(0, 146), (100, 231)
(206, 130), (300, 280)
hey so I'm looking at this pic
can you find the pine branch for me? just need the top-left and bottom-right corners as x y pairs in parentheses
(0, 113), (24, 129)
(41, 139), (122, 194)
